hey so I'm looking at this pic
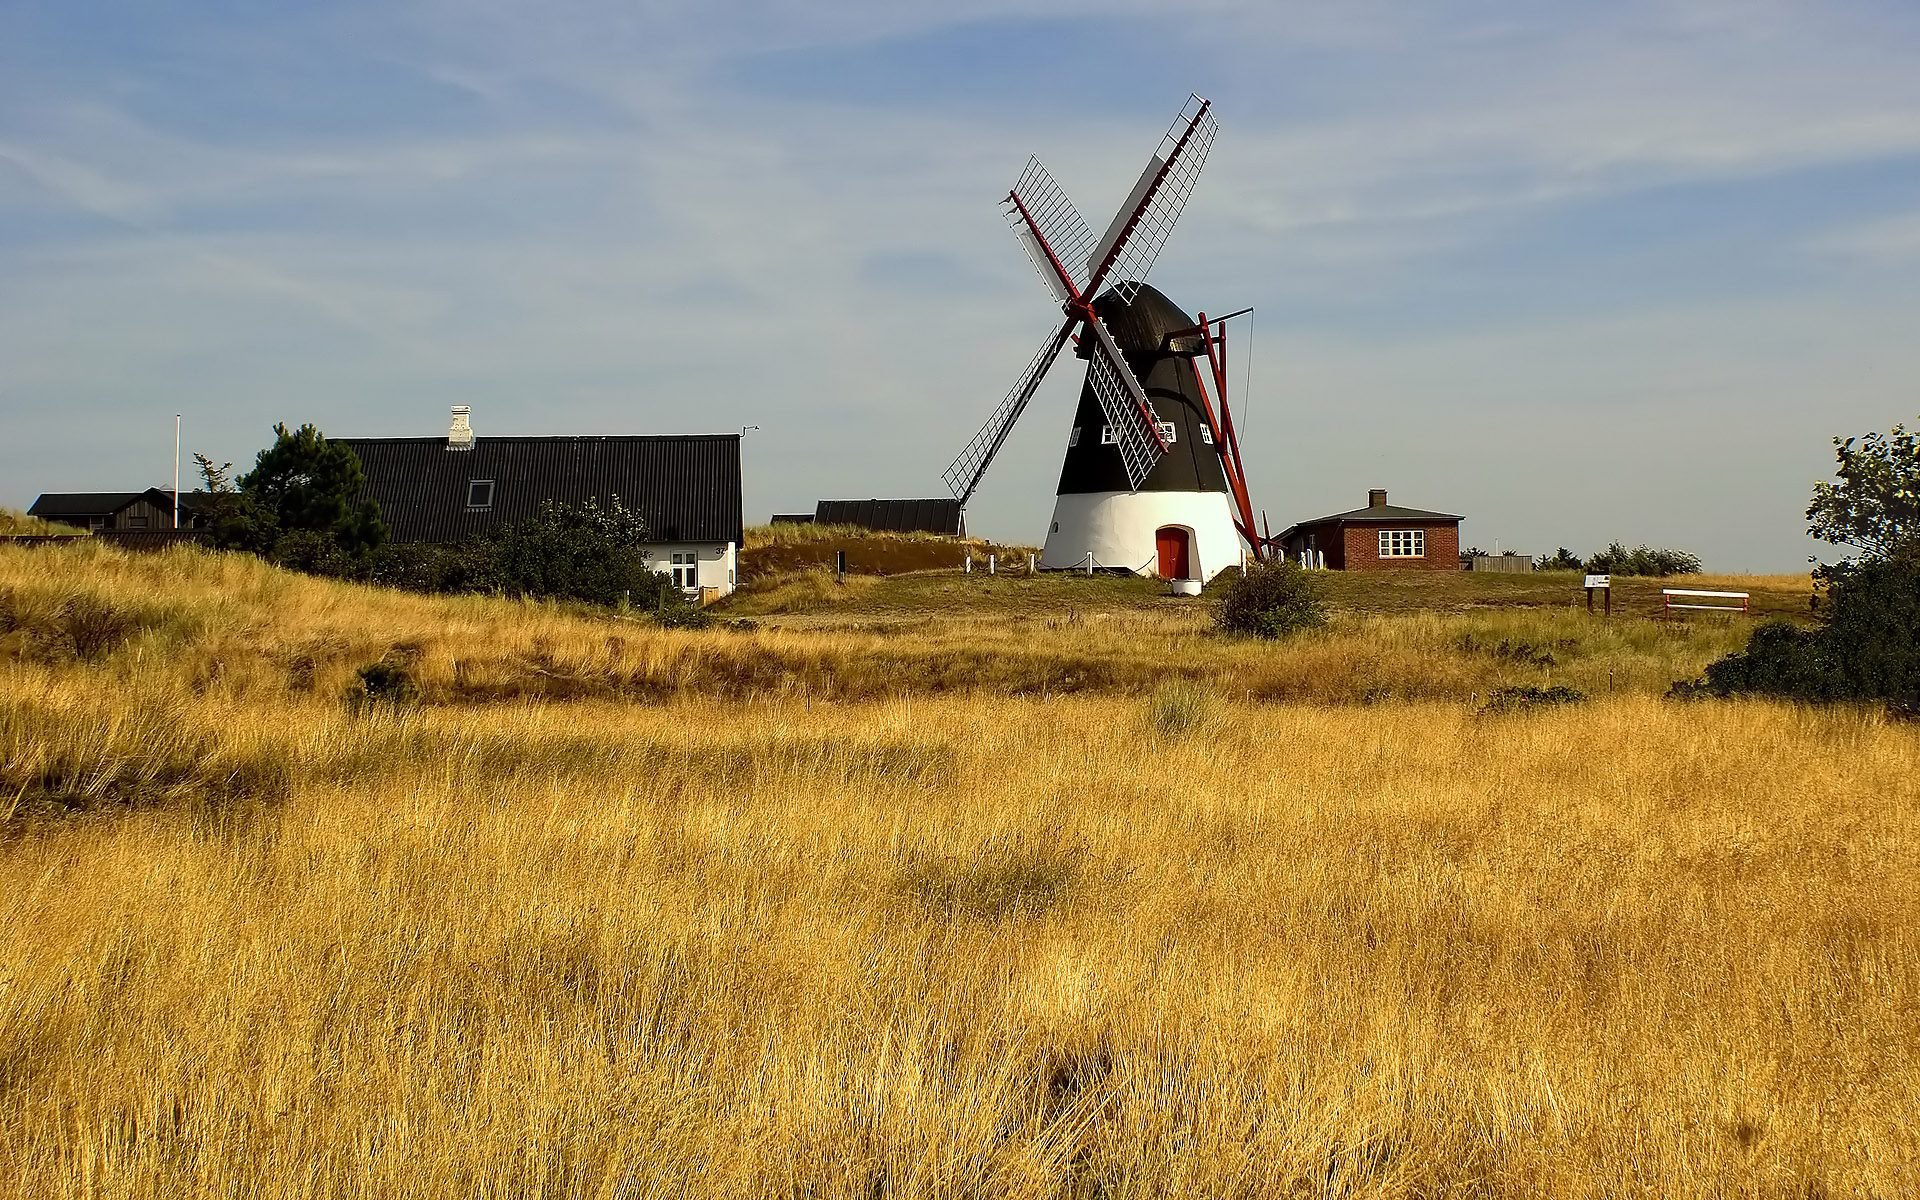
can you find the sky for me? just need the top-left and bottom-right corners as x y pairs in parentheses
(2, 0), (1918, 570)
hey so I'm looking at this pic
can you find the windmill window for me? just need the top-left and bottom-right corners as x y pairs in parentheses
(1379, 529), (1425, 558)
(1068, 426), (1082, 448)
(1099, 426), (1117, 446)
(466, 479), (495, 510)
(1154, 421), (1176, 444)
(1200, 426), (1214, 445)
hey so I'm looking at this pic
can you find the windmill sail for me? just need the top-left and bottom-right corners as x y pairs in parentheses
(1005, 157), (1097, 301)
(942, 320), (1076, 505)
(1086, 95), (1218, 304)
(943, 95), (1213, 507)
(1082, 315), (1168, 489)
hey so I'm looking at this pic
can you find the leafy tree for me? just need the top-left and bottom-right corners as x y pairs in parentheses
(1807, 418), (1920, 561)
(195, 452), (280, 551)
(1688, 553), (1920, 705)
(1214, 561), (1328, 639)
(1535, 547), (1584, 571)
(238, 423), (386, 556)
(473, 497), (676, 609)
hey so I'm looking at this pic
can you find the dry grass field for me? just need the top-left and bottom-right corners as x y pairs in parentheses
(1, 542), (1914, 1197)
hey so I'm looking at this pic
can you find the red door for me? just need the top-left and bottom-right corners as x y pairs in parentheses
(1155, 526), (1190, 579)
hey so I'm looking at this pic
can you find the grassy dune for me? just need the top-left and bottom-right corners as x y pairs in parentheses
(1, 543), (1913, 1197)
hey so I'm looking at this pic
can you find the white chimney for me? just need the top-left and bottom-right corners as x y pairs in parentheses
(448, 405), (474, 450)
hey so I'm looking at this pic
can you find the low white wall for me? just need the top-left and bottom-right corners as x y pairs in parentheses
(647, 541), (738, 598)
(1039, 490), (1241, 582)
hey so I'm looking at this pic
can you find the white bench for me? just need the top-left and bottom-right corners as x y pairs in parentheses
(1662, 588), (1749, 614)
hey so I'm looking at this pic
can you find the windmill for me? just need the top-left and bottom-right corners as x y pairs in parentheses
(942, 94), (1266, 582)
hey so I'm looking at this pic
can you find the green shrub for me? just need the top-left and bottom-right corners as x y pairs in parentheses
(348, 659), (421, 711)
(1214, 562), (1327, 640)
(1691, 555), (1920, 705)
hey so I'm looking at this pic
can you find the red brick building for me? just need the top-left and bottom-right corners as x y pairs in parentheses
(1275, 489), (1462, 571)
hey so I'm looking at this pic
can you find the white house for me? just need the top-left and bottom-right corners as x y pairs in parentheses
(336, 408), (743, 601)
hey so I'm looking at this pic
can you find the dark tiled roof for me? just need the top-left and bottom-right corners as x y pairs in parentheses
(814, 498), (962, 535)
(334, 435), (742, 546)
(29, 492), (146, 517)
(1295, 502), (1462, 526)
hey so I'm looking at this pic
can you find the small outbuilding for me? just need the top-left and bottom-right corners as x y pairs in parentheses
(812, 498), (963, 536)
(28, 488), (210, 533)
(1275, 489), (1462, 571)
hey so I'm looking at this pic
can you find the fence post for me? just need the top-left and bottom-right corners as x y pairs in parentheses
(835, 549), (846, 584)
(964, 555), (972, 574)
(988, 553), (996, 576)
(1085, 552), (1094, 576)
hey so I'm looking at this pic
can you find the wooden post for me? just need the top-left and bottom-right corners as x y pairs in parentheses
(835, 549), (846, 584)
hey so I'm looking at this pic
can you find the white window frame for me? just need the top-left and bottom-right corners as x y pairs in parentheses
(466, 479), (495, 510)
(1378, 529), (1426, 559)
(1154, 421), (1176, 444)
(1067, 426), (1081, 448)
(1200, 425), (1214, 445)
(669, 551), (697, 589)
(1099, 426), (1117, 445)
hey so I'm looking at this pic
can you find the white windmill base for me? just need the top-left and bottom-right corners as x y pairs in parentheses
(1039, 490), (1242, 582)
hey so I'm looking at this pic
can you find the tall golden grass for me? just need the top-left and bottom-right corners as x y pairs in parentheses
(0, 543), (1913, 1196)
(0, 543), (1781, 706)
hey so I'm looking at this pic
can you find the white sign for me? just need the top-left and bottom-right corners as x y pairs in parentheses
(1584, 574), (1611, 589)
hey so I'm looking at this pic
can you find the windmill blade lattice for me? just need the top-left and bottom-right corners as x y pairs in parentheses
(1005, 158), (1097, 302)
(942, 321), (1075, 502)
(1089, 95), (1218, 305)
(1083, 316), (1168, 489)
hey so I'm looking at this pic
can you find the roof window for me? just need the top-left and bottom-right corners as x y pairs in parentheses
(466, 479), (495, 510)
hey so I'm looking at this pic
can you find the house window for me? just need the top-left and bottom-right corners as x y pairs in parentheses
(88, 517), (106, 532)
(1154, 421), (1176, 444)
(466, 480), (495, 510)
(1099, 426), (1117, 445)
(128, 515), (149, 530)
(669, 552), (696, 589)
(1067, 426), (1081, 448)
(1379, 529), (1425, 558)
(1200, 425), (1214, 445)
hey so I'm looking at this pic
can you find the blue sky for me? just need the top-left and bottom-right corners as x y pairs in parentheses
(3, 0), (1918, 569)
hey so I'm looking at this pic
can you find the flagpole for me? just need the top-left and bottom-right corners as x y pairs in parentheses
(173, 414), (181, 530)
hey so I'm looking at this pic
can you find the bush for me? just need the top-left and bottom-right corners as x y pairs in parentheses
(472, 498), (674, 610)
(1536, 547), (1584, 571)
(1214, 562), (1327, 640)
(1480, 684), (1587, 714)
(347, 659), (421, 711)
(1691, 554), (1920, 705)
(1585, 542), (1702, 577)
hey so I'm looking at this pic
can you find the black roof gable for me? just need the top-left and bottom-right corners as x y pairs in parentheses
(335, 434), (743, 546)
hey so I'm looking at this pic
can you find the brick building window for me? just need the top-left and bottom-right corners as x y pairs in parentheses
(1379, 529), (1425, 558)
